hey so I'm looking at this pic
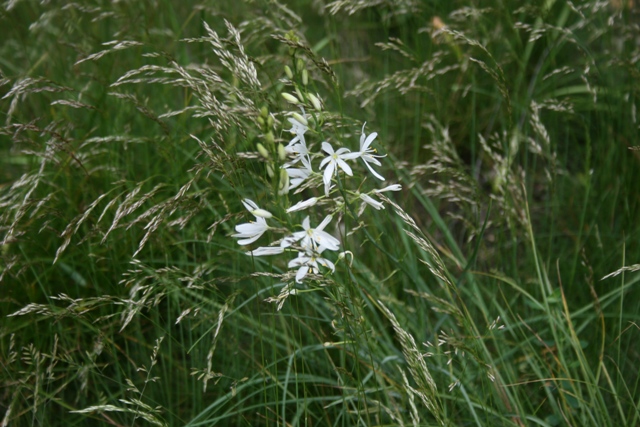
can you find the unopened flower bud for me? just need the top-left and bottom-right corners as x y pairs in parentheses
(296, 58), (304, 73)
(260, 106), (269, 118)
(257, 116), (265, 126)
(301, 69), (308, 86)
(266, 164), (274, 178)
(291, 112), (308, 126)
(282, 92), (299, 105)
(295, 87), (304, 104)
(278, 168), (290, 195)
(284, 65), (293, 80)
(267, 115), (274, 128)
(264, 131), (275, 145)
(256, 143), (269, 159)
(251, 208), (273, 218)
(277, 143), (286, 162)
(308, 93), (322, 111)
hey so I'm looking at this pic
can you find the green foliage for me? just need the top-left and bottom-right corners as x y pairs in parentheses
(1, 0), (639, 426)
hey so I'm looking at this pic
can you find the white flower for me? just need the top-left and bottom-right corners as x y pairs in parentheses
(241, 199), (273, 219)
(358, 123), (385, 181)
(246, 246), (285, 256)
(232, 199), (273, 245)
(232, 217), (268, 245)
(281, 215), (340, 251)
(359, 193), (384, 210)
(283, 162), (312, 191)
(319, 141), (359, 195)
(288, 247), (336, 283)
(374, 184), (402, 193)
(286, 197), (319, 213)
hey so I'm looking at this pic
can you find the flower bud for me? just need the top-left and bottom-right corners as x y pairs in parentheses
(284, 65), (293, 80)
(295, 87), (304, 105)
(266, 164), (274, 178)
(257, 116), (265, 126)
(252, 209), (273, 218)
(278, 168), (290, 195)
(301, 69), (308, 86)
(296, 58), (304, 73)
(282, 92), (299, 105)
(267, 115), (274, 128)
(260, 106), (269, 118)
(256, 143), (269, 159)
(291, 112), (308, 126)
(264, 131), (275, 145)
(308, 93), (322, 111)
(277, 143), (286, 162)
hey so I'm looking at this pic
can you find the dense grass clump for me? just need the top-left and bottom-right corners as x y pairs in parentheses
(1, 0), (639, 426)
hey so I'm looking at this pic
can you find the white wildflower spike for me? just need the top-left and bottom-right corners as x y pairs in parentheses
(241, 199), (273, 219)
(232, 217), (268, 245)
(319, 141), (359, 196)
(285, 111), (311, 169)
(359, 193), (384, 210)
(287, 110), (309, 142)
(281, 215), (340, 251)
(374, 184), (402, 193)
(246, 246), (285, 256)
(358, 123), (385, 181)
(286, 197), (319, 213)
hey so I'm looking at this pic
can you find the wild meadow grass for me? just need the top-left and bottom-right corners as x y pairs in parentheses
(1, 0), (639, 425)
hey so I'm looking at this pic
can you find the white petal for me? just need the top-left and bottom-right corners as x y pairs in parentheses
(323, 161), (335, 188)
(286, 197), (318, 213)
(295, 265), (310, 283)
(321, 141), (334, 155)
(316, 215), (333, 232)
(363, 159), (385, 181)
(317, 257), (335, 272)
(363, 132), (378, 151)
(288, 254), (310, 268)
(314, 231), (340, 251)
(375, 184), (402, 193)
(336, 158), (353, 176)
(236, 234), (262, 245)
(360, 193), (384, 210)
(247, 247), (285, 256)
(242, 199), (259, 212)
(302, 216), (311, 230)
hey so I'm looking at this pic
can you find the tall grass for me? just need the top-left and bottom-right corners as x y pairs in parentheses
(1, 0), (639, 426)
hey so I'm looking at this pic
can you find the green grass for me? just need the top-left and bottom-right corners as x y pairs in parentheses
(1, 0), (639, 426)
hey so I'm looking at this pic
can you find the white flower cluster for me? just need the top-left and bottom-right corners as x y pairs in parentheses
(232, 101), (401, 285)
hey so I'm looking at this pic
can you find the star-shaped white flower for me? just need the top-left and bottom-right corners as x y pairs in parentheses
(283, 161), (312, 192)
(288, 246), (336, 283)
(281, 215), (340, 251)
(232, 217), (268, 245)
(358, 123), (385, 181)
(319, 141), (359, 195)
(241, 199), (273, 218)
(232, 199), (272, 245)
